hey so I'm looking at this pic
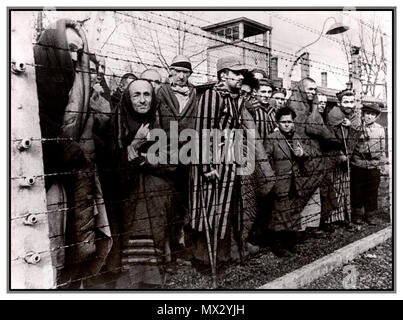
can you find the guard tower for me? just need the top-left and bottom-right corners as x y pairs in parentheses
(202, 17), (272, 81)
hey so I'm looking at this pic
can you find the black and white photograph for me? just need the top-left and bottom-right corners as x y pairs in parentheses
(8, 6), (395, 293)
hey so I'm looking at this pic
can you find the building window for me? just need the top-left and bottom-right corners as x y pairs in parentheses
(225, 27), (232, 39)
(232, 26), (239, 40)
(215, 26), (239, 41)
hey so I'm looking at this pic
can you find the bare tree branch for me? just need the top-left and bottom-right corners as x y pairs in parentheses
(151, 31), (170, 71)
(125, 21), (148, 69)
(193, 57), (208, 69)
(189, 48), (206, 58)
(181, 20), (187, 54)
(177, 21), (181, 55)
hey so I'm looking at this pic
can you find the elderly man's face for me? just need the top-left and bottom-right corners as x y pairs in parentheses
(303, 80), (317, 101)
(223, 69), (244, 91)
(171, 68), (191, 87)
(129, 80), (153, 114)
(340, 95), (355, 115)
(317, 95), (327, 113)
(272, 92), (286, 108)
(256, 85), (273, 106)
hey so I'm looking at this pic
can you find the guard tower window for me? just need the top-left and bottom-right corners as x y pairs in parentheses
(215, 26), (239, 40)
(232, 26), (239, 39)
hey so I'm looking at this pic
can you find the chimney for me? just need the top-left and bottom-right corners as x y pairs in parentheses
(300, 52), (310, 79)
(321, 72), (328, 88)
(270, 56), (278, 80)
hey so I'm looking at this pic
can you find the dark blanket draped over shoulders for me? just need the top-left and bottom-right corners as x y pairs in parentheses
(34, 19), (87, 188)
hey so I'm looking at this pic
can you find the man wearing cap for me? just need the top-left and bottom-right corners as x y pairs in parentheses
(271, 87), (287, 109)
(316, 89), (362, 231)
(246, 78), (276, 140)
(158, 55), (197, 133)
(350, 103), (386, 225)
(157, 55), (198, 263)
(190, 55), (275, 270)
(251, 68), (268, 81)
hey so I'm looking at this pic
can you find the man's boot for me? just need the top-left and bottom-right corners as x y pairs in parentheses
(283, 231), (300, 254)
(319, 219), (335, 233)
(271, 232), (292, 258)
(351, 207), (365, 225)
(365, 210), (379, 226)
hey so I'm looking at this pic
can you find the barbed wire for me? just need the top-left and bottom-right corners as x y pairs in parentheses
(18, 57), (394, 96)
(10, 10), (393, 289)
(11, 198), (393, 274)
(11, 188), (392, 240)
(29, 36), (392, 93)
(30, 38), (354, 81)
(265, 11), (391, 62)
(120, 11), (354, 75)
(11, 169), (392, 247)
(10, 150), (392, 181)
(33, 10), (391, 81)
(11, 166), (391, 222)
(151, 10), (392, 64)
(138, 10), (390, 65)
(340, 11), (392, 38)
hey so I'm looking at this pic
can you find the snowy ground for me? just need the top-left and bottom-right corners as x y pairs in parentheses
(165, 213), (392, 289)
(302, 238), (392, 290)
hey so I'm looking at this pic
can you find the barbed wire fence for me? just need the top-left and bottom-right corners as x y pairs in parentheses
(10, 9), (392, 290)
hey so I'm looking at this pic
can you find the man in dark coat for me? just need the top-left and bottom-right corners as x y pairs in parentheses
(156, 55), (199, 262)
(264, 107), (315, 256)
(286, 77), (341, 236)
(317, 89), (361, 231)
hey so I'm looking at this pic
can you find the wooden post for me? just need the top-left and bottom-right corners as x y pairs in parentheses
(10, 11), (55, 289)
(239, 22), (244, 40)
(349, 46), (363, 110)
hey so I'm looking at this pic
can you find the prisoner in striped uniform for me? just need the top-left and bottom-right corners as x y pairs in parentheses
(189, 56), (275, 269)
(246, 79), (277, 140)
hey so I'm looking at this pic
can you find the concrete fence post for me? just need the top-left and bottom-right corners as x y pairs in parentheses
(10, 11), (55, 289)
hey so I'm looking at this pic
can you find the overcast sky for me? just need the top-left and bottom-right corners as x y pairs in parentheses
(191, 10), (392, 91)
(36, 9), (392, 94)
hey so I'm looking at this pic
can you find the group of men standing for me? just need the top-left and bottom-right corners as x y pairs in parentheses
(34, 19), (387, 289)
